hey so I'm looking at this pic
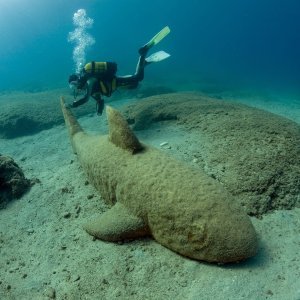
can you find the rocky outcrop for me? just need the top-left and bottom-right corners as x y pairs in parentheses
(123, 92), (300, 216)
(0, 155), (31, 208)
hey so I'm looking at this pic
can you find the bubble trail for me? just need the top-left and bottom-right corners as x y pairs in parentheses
(68, 9), (95, 73)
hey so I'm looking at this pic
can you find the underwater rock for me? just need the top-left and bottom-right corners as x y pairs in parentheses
(0, 89), (92, 139)
(61, 98), (258, 263)
(0, 155), (31, 208)
(123, 92), (300, 216)
(0, 86), (176, 139)
(112, 84), (176, 101)
(135, 85), (176, 99)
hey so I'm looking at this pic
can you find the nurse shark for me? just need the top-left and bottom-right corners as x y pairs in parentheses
(60, 97), (257, 263)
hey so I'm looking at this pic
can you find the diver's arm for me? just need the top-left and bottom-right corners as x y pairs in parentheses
(72, 93), (89, 107)
(72, 78), (96, 107)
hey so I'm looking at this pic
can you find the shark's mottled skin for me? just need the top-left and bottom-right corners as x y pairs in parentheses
(61, 97), (258, 263)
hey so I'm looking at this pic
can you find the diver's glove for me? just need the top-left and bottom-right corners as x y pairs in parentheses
(65, 102), (79, 109)
(65, 101), (83, 109)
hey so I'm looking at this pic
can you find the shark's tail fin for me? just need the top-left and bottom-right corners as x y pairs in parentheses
(60, 97), (84, 154)
(60, 97), (83, 137)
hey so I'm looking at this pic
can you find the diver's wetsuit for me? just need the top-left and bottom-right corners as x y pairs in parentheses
(71, 48), (149, 115)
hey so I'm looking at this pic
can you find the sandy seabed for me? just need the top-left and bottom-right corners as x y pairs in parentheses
(0, 91), (300, 300)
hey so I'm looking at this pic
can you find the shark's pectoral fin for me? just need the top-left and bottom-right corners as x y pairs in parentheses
(83, 202), (149, 241)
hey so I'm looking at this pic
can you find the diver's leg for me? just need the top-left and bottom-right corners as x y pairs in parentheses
(116, 27), (171, 90)
(115, 46), (150, 89)
(135, 55), (149, 81)
(116, 75), (139, 89)
(116, 52), (147, 87)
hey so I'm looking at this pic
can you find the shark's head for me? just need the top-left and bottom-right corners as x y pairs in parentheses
(148, 205), (258, 263)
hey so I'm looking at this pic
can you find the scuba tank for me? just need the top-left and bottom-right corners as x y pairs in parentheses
(83, 61), (117, 80)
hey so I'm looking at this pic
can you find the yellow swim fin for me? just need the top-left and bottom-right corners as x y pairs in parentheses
(139, 26), (171, 55)
(146, 26), (170, 48)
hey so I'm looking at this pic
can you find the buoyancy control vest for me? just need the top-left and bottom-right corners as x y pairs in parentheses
(82, 61), (118, 96)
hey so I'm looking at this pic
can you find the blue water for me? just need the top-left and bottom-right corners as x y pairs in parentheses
(0, 0), (299, 93)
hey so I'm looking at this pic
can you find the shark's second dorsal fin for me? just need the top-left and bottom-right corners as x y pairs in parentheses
(106, 106), (144, 154)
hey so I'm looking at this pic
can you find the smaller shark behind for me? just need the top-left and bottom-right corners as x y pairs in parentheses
(61, 97), (258, 263)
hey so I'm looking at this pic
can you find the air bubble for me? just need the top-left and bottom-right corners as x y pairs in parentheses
(68, 9), (95, 73)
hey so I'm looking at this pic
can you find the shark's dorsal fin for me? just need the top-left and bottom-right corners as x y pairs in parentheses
(106, 105), (144, 154)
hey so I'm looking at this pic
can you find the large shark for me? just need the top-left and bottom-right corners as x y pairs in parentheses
(60, 97), (258, 263)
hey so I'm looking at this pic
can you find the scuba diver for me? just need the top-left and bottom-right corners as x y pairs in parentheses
(68, 26), (171, 115)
